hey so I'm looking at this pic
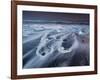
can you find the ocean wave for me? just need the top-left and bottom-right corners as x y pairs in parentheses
(23, 24), (89, 68)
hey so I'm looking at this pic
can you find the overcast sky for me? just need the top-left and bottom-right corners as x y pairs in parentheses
(23, 11), (89, 24)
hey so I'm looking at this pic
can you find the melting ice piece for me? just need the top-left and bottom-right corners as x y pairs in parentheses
(36, 30), (55, 57)
(58, 33), (79, 54)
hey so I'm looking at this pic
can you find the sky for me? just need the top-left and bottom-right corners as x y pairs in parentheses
(23, 11), (89, 24)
